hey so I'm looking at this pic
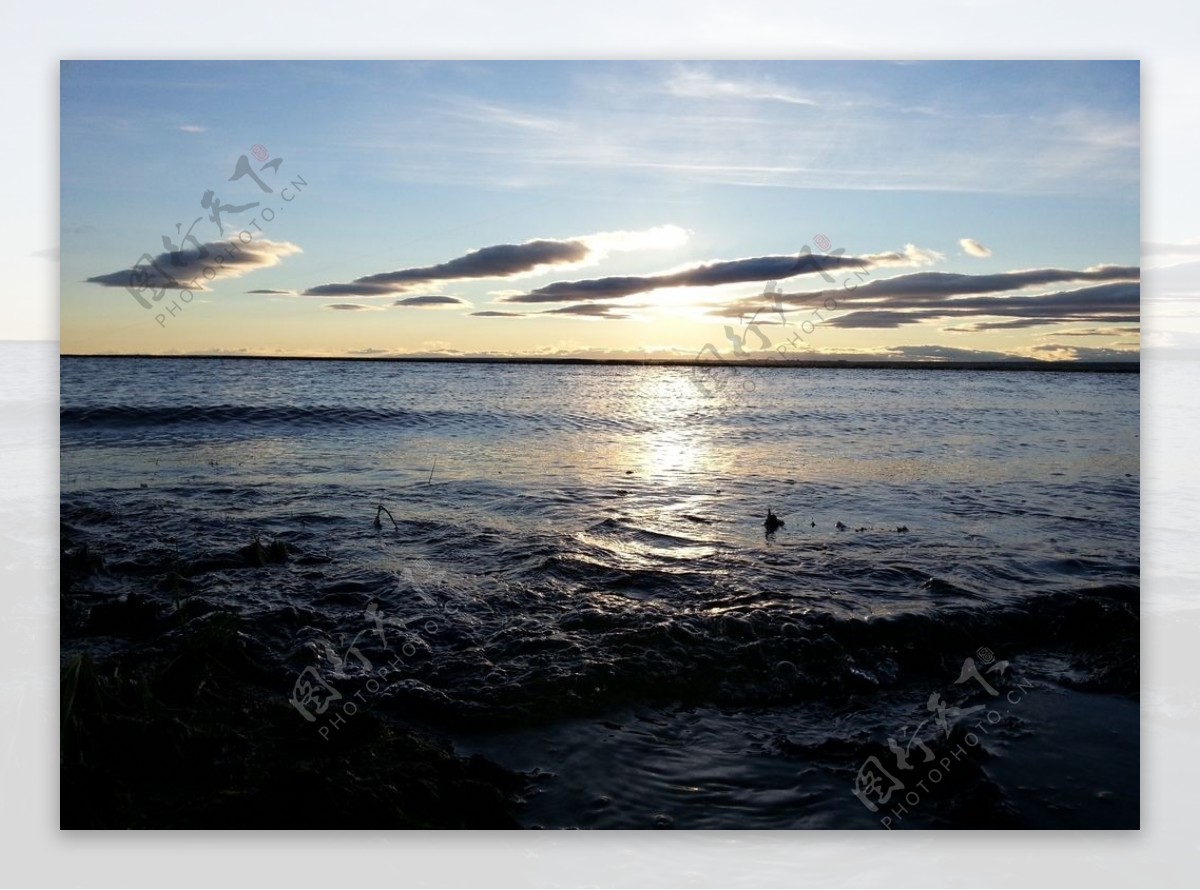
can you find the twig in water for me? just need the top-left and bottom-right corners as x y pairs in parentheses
(427, 456), (438, 485)
(374, 503), (399, 531)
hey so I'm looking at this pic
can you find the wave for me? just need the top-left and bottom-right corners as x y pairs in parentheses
(61, 404), (467, 429)
(60, 403), (655, 435)
(273, 579), (1138, 730)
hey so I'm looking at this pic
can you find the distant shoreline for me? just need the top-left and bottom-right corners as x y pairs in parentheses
(59, 353), (1140, 373)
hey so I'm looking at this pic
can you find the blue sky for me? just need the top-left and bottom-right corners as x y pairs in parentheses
(61, 60), (1140, 360)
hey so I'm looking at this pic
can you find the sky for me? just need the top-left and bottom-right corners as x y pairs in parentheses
(60, 60), (1142, 362)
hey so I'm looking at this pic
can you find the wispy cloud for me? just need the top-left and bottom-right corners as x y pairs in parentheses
(944, 318), (1059, 332)
(540, 303), (644, 319)
(178, 124), (206, 133)
(358, 66), (1138, 196)
(1037, 325), (1140, 338)
(1054, 107), (1139, 151)
(664, 66), (819, 107)
(959, 238), (992, 258)
(323, 303), (385, 311)
(452, 100), (566, 133)
(863, 244), (945, 267)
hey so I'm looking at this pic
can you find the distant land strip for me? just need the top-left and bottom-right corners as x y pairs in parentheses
(60, 354), (1139, 373)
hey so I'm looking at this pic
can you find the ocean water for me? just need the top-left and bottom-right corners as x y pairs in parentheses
(60, 357), (1140, 828)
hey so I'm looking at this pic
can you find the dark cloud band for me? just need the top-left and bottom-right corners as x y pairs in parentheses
(87, 239), (301, 292)
(503, 253), (868, 304)
(304, 239), (589, 297)
(393, 295), (469, 307)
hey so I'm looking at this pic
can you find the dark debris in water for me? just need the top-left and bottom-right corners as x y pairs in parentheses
(237, 535), (290, 567)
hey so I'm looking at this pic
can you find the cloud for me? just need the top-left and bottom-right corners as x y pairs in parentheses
(349, 347), (390, 355)
(580, 224), (689, 255)
(497, 243), (947, 306)
(300, 282), (399, 297)
(304, 239), (587, 297)
(830, 310), (939, 330)
(704, 265), (1140, 338)
(821, 280), (1139, 330)
(87, 239), (301, 292)
(368, 242), (583, 285)
(247, 288), (297, 295)
(302, 225), (689, 298)
(338, 63), (1137, 198)
(715, 265), (1138, 320)
(886, 344), (1025, 362)
(504, 252), (870, 304)
(959, 238), (992, 258)
(470, 310), (527, 317)
(1029, 343), (1139, 361)
(862, 244), (945, 267)
(1039, 326), (1140, 338)
(392, 295), (469, 308)
(665, 67), (818, 107)
(179, 125), (206, 133)
(323, 303), (385, 311)
(943, 318), (1055, 332)
(540, 303), (642, 319)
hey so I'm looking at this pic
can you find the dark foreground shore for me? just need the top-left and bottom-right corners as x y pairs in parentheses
(61, 539), (526, 829)
(61, 526), (1139, 829)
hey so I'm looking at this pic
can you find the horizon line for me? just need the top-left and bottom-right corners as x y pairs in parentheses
(58, 353), (1140, 373)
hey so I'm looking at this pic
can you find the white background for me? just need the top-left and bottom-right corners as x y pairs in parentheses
(4, 1), (1198, 886)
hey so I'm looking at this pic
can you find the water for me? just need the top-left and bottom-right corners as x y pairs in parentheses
(60, 357), (1139, 828)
